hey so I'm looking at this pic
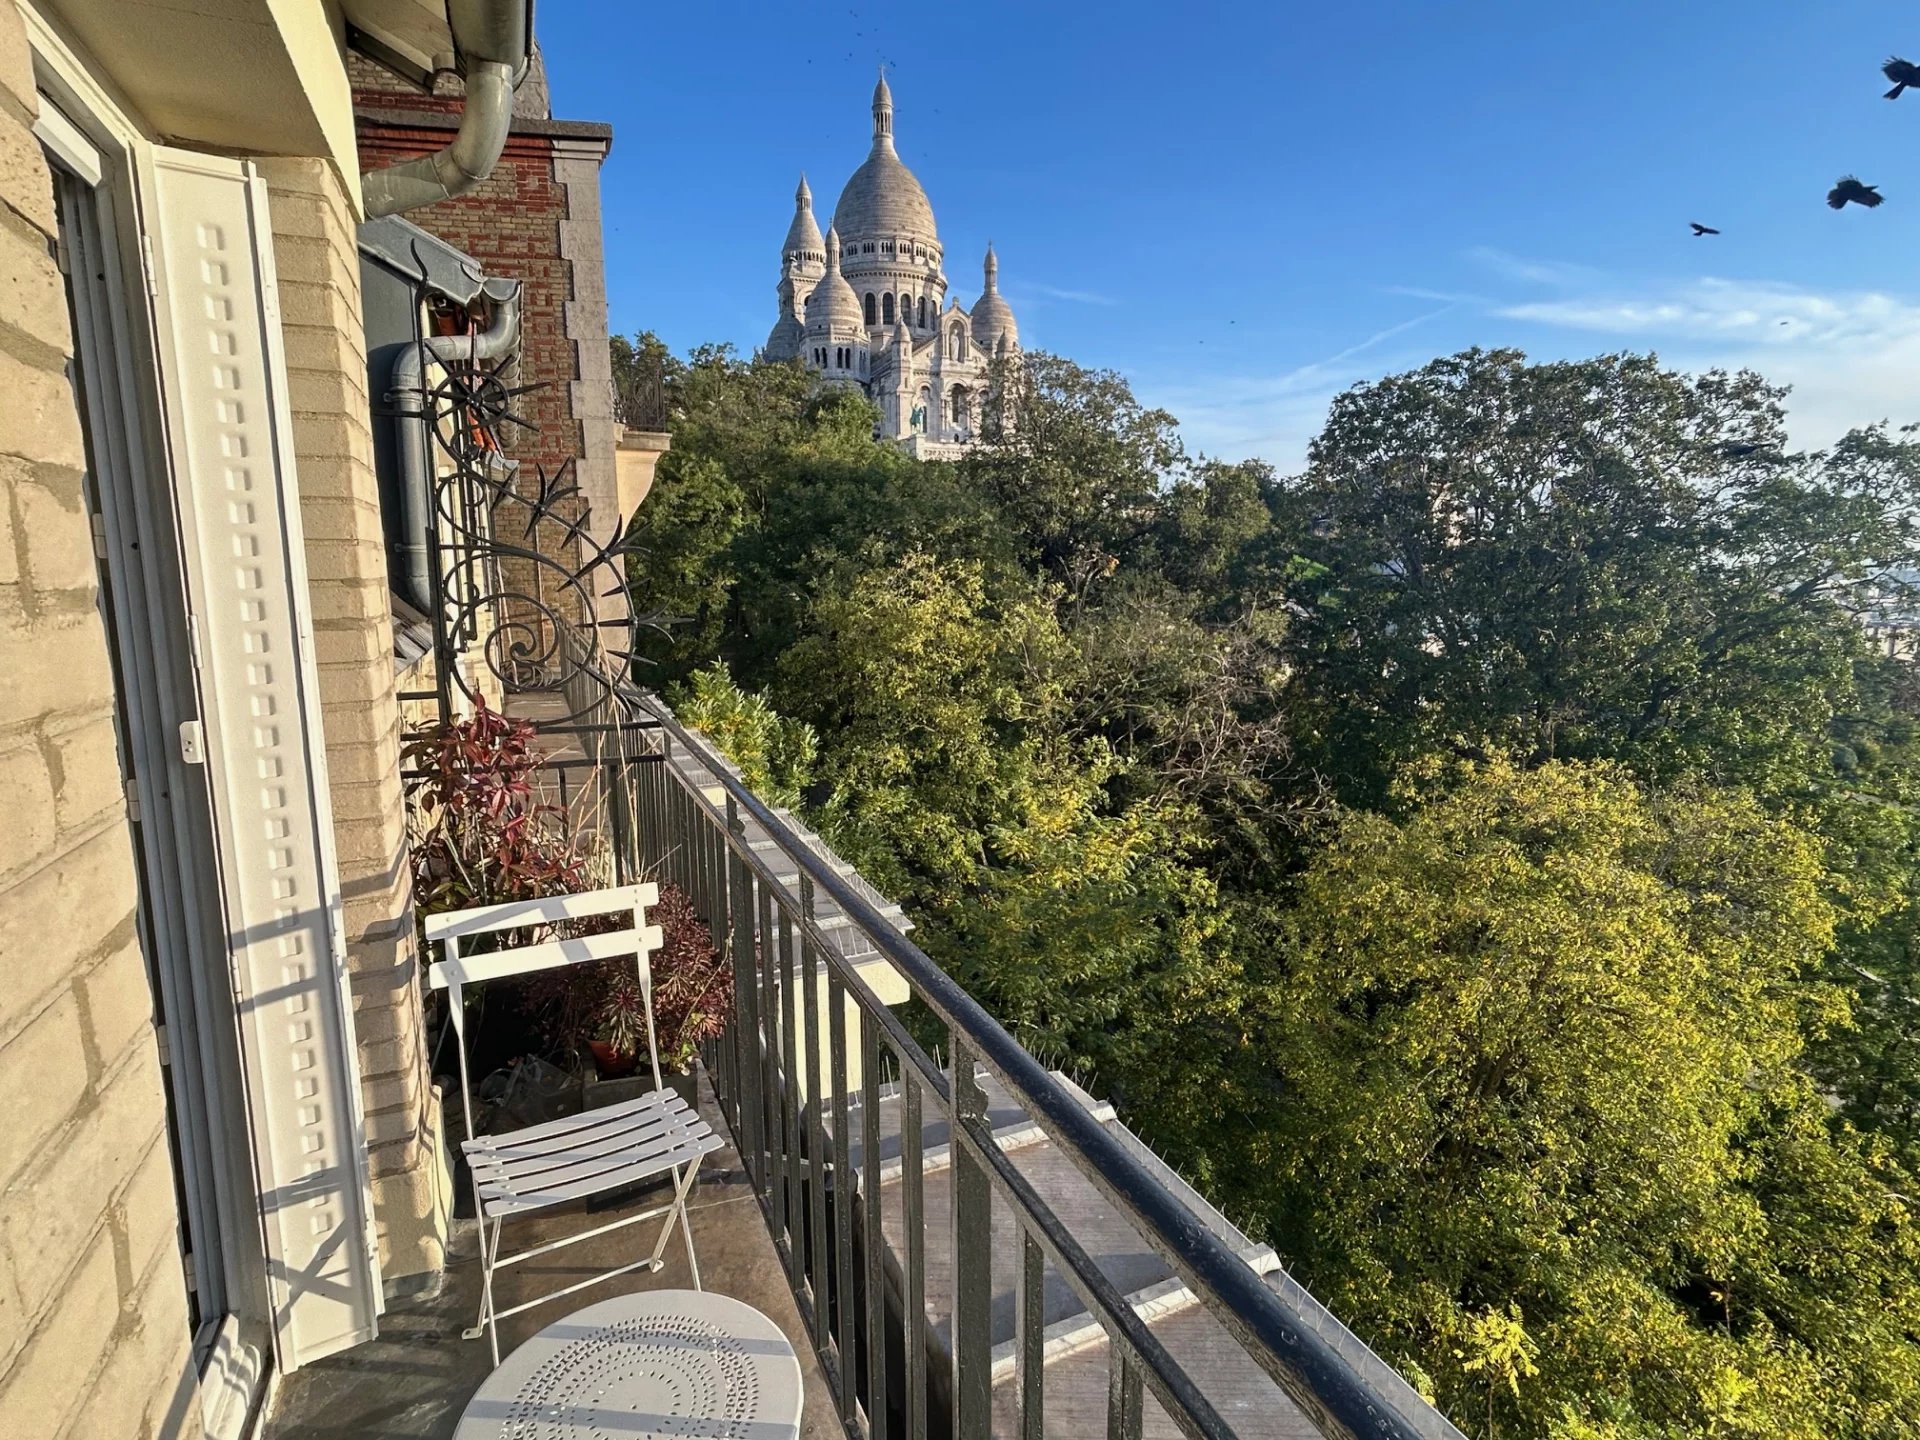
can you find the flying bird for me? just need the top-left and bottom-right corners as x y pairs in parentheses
(1828, 175), (1884, 209)
(1885, 57), (1920, 99)
(1689, 222), (1720, 236)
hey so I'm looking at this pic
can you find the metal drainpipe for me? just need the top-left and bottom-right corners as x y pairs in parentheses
(390, 282), (522, 613)
(361, 0), (534, 218)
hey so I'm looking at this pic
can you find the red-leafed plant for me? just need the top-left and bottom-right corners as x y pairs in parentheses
(633, 882), (733, 1072)
(522, 882), (732, 1076)
(402, 697), (588, 924)
(403, 699), (732, 1076)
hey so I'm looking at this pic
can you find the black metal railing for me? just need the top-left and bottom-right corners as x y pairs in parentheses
(613, 352), (669, 430)
(609, 689), (1464, 1440)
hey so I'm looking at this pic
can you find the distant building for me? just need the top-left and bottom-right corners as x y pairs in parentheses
(1863, 569), (1920, 659)
(763, 74), (1019, 458)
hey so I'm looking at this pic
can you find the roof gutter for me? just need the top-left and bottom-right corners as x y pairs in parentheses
(361, 0), (534, 218)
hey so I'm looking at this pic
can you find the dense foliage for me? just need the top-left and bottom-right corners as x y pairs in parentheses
(619, 335), (1920, 1436)
(402, 696), (588, 917)
(403, 702), (731, 1074)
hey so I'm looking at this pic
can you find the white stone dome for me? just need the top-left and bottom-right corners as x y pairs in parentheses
(968, 245), (1017, 354)
(805, 228), (864, 334)
(782, 174), (824, 265)
(832, 74), (938, 243)
(766, 312), (805, 359)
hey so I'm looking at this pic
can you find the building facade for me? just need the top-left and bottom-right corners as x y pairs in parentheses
(0, 4), (548, 1435)
(763, 74), (1018, 460)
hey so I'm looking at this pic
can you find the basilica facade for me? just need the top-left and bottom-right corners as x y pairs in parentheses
(764, 74), (1019, 457)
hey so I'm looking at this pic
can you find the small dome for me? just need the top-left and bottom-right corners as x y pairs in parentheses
(968, 244), (1018, 355)
(782, 174), (824, 266)
(765, 313), (805, 361)
(805, 228), (864, 334)
(832, 72), (938, 243)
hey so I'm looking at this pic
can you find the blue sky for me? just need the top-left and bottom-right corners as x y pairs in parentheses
(543, 2), (1920, 470)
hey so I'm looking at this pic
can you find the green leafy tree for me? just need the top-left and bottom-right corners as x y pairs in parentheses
(772, 550), (1078, 906)
(1808, 652), (1920, 1172)
(1070, 589), (1305, 876)
(671, 662), (816, 809)
(1239, 757), (1920, 1437)
(769, 551), (1241, 1094)
(968, 351), (1186, 600)
(1151, 456), (1282, 609)
(1282, 349), (1920, 807)
(624, 345), (878, 681)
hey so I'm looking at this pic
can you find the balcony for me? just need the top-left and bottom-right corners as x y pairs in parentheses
(268, 694), (1459, 1439)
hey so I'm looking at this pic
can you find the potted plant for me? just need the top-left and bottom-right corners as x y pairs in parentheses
(403, 697), (589, 926)
(401, 701), (733, 1110)
(521, 880), (731, 1111)
(402, 700), (593, 1123)
(590, 882), (732, 1110)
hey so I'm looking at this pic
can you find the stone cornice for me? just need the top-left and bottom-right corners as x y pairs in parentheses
(354, 103), (614, 154)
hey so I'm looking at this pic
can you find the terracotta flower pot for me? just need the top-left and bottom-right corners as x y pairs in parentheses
(587, 1039), (638, 1078)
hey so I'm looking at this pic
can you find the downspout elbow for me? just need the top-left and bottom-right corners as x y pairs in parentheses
(363, 61), (517, 217)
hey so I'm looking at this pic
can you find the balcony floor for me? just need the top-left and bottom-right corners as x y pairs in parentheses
(264, 1068), (843, 1440)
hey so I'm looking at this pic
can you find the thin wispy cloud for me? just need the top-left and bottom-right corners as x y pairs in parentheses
(1383, 284), (1489, 306)
(1492, 273), (1920, 450)
(1497, 277), (1920, 348)
(1143, 303), (1457, 467)
(1317, 303), (1458, 370)
(1465, 246), (1604, 288)
(1020, 283), (1120, 307)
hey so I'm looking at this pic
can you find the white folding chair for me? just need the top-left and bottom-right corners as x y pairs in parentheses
(425, 882), (722, 1364)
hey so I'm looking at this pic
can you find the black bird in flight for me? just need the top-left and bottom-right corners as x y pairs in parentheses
(1885, 57), (1920, 99)
(1690, 222), (1720, 236)
(1828, 175), (1884, 209)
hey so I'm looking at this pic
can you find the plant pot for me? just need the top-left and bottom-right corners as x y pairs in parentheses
(588, 1039), (638, 1079)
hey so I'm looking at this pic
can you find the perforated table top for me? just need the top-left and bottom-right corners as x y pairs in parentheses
(452, 1290), (804, 1440)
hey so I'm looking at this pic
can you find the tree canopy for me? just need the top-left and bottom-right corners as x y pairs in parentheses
(615, 333), (1920, 1437)
(1245, 758), (1919, 1437)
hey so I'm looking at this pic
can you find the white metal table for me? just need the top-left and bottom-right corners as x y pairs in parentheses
(452, 1289), (804, 1440)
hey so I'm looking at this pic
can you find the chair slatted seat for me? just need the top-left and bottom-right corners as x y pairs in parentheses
(426, 883), (714, 1364)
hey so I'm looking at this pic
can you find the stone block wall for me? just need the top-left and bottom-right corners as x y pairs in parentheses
(0, 3), (202, 1435)
(554, 135), (619, 552)
(259, 155), (449, 1288)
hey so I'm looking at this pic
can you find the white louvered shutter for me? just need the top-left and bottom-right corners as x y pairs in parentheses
(143, 148), (382, 1369)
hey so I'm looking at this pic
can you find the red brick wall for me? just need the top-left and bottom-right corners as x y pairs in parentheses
(353, 62), (593, 674)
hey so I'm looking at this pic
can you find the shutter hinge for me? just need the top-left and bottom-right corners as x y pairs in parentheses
(153, 1022), (170, 1067)
(90, 510), (108, 560)
(140, 232), (156, 293)
(178, 720), (206, 765)
(123, 777), (140, 823)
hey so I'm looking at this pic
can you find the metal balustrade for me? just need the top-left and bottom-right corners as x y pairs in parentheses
(603, 689), (1465, 1440)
